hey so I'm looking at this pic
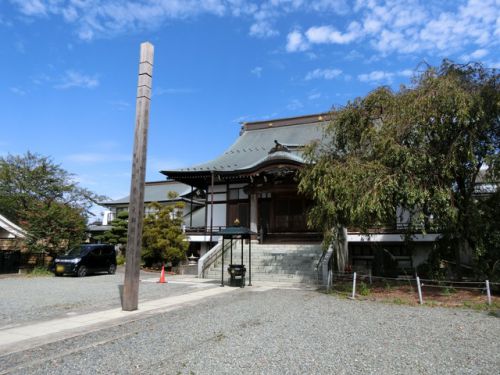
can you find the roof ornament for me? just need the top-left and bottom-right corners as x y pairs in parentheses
(269, 140), (290, 154)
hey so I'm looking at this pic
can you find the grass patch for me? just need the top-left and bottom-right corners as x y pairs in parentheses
(358, 282), (371, 296)
(27, 266), (52, 277)
(440, 287), (457, 296)
(462, 300), (500, 311)
(383, 280), (393, 291)
(425, 300), (440, 307)
(116, 254), (126, 265)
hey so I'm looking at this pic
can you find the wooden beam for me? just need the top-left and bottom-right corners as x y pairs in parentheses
(122, 42), (154, 311)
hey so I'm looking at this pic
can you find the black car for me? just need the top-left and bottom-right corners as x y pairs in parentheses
(53, 244), (117, 277)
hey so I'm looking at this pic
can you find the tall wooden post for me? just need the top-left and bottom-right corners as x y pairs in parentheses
(122, 42), (154, 311)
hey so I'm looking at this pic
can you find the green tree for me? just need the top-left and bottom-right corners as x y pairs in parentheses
(0, 152), (105, 255)
(96, 211), (129, 253)
(141, 201), (188, 267)
(23, 201), (87, 254)
(474, 190), (500, 281)
(299, 61), (499, 277)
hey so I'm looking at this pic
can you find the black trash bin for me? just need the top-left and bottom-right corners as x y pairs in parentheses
(228, 264), (246, 287)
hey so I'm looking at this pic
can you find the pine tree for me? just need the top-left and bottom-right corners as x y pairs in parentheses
(96, 211), (129, 254)
(141, 201), (188, 267)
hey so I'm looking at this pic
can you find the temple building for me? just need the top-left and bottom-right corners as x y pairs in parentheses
(161, 112), (439, 281)
(162, 113), (328, 244)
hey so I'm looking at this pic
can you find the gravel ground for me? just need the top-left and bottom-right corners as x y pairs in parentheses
(1, 286), (499, 375)
(0, 269), (218, 327)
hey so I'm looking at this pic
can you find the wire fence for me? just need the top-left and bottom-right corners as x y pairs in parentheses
(325, 270), (498, 308)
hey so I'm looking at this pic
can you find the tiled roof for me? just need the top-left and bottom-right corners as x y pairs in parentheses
(102, 180), (193, 206)
(162, 113), (329, 175)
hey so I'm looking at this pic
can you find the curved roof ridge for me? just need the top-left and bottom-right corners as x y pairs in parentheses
(162, 119), (325, 175)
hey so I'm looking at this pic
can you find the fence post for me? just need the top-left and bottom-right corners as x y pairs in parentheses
(416, 276), (423, 305)
(485, 280), (491, 306)
(351, 272), (357, 299)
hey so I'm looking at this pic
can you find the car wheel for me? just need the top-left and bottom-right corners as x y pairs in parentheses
(77, 266), (87, 277)
(108, 264), (117, 275)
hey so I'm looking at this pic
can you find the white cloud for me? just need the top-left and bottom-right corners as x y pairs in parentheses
(55, 70), (99, 89)
(8, 0), (500, 62)
(310, 0), (349, 14)
(308, 90), (321, 100)
(249, 21), (279, 38)
(286, 30), (309, 52)
(8, 0), (350, 41)
(461, 48), (489, 62)
(286, 0), (499, 58)
(358, 69), (413, 84)
(344, 49), (364, 60)
(251, 66), (263, 77)
(10, 87), (27, 95)
(398, 69), (413, 77)
(306, 22), (363, 44)
(10, 0), (46, 16)
(305, 68), (342, 80)
(358, 70), (394, 83)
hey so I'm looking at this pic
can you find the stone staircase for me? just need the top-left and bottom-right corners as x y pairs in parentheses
(203, 242), (324, 284)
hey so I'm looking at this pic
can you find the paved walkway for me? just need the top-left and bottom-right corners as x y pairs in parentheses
(0, 278), (237, 356)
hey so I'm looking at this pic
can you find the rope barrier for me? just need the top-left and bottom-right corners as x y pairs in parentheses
(326, 271), (497, 304)
(331, 271), (495, 286)
(419, 278), (486, 284)
(419, 284), (485, 291)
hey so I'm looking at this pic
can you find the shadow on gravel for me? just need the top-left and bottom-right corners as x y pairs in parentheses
(118, 284), (124, 308)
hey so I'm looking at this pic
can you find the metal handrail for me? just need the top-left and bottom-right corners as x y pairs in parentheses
(198, 239), (235, 277)
(184, 226), (227, 234)
(315, 249), (327, 271)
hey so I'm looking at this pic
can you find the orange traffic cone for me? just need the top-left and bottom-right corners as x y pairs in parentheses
(158, 264), (167, 283)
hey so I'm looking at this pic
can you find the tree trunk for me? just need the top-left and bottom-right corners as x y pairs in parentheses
(334, 226), (348, 272)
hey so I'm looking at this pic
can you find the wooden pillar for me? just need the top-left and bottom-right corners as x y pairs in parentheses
(209, 171), (215, 244)
(204, 185), (208, 233)
(250, 193), (258, 241)
(189, 185), (193, 228)
(122, 42), (154, 311)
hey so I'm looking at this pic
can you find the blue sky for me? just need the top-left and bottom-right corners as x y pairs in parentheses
(1, 0), (499, 220)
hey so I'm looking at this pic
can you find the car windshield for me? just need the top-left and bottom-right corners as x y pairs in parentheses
(65, 247), (83, 257)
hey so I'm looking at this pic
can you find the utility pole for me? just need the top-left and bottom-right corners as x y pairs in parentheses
(122, 42), (154, 311)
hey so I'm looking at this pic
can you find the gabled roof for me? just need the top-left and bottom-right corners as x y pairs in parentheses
(0, 214), (26, 239)
(162, 113), (331, 185)
(102, 180), (194, 206)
